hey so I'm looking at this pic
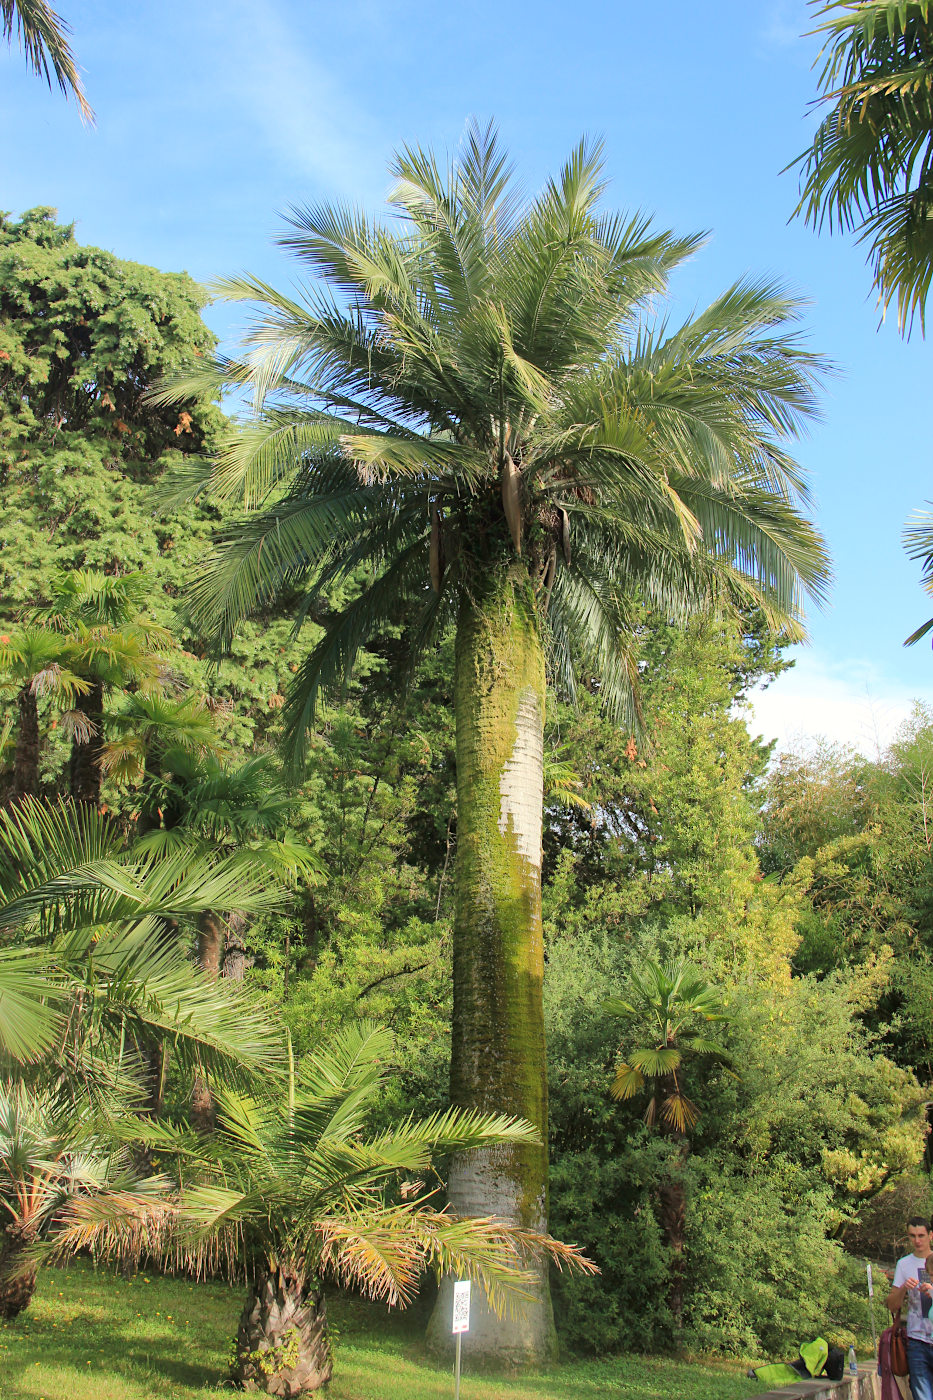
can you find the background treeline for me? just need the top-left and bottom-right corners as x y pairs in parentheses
(1, 207), (929, 1356)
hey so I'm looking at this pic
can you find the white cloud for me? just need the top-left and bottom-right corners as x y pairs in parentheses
(745, 652), (921, 758)
(218, 0), (390, 200)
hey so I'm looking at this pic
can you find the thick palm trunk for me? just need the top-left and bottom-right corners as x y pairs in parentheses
(12, 685), (40, 801)
(222, 910), (249, 981)
(69, 678), (104, 804)
(427, 569), (556, 1366)
(233, 1268), (332, 1395)
(0, 1234), (38, 1318)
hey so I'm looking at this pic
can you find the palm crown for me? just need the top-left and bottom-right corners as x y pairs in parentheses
(793, 0), (933, 334)
(48, 1022), (594, 1391)
(169, 122), (830, 765)
(603, 958), (731, 1133)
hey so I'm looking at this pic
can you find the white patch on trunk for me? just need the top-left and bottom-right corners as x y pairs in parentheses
(498, 685), (543, 868)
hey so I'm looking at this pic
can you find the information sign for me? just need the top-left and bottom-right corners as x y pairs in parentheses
(867, 1263), (874, 1297)
(452, 1280), (471, 1335)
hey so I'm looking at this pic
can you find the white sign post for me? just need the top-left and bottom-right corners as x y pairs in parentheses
(452, 1280), (471, 1400)
(867, 1263), (877, 1358)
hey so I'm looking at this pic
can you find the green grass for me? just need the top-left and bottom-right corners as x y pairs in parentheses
(0, 1261), (763, 1400)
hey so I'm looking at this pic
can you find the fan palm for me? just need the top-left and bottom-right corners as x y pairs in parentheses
(135, 753), (322, 1126)
(792, 0), (933, 334)
(163, 124), (830, 1362)
(1, 0), (91, 120)
(36, 570), (173, 805)
(53, 1022), (593, 1394)
(0, 796), (285, 1091)
(101, 692), (220, 831)
(0, 626), (90, 800)
(603, 958), (731, 1328)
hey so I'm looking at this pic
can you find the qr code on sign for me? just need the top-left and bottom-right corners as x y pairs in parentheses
(452, 1280), (471, 1334)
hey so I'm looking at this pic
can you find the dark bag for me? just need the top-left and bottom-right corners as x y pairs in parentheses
(824, 1345), (846, 1382)
(891, 1313), (909, 1377)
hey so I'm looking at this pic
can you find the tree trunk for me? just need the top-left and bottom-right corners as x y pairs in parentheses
(69, 678), (104, 805)
(658, 1150), (688, 1336)
(233, 1267), (332, 1395)
(11, 684), (40, 801)
(0, 1234), (38, 1319)
(427, 568), (556, 1366)
(222, 910), (249, 982)
(191, 910), (226, 1131)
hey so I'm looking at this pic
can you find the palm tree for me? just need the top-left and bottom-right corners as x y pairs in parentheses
(163, 125), (830, 1362)
(51, 1022), (594, 1394)
(603, 958), (731, 1332)
(0, 626), (90, 801)
(1, 0), (92, 120)
(101, 692), (220, 831)
(0, 796), (285, 1088)
(36, 570), (173, 805)
(135, 752), (323, 1127)
(0, 1081), (163, 1318)
(792, 0), (933, 334)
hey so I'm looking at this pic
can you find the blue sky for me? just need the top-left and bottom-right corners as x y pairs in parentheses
(3, 0), (932, 753)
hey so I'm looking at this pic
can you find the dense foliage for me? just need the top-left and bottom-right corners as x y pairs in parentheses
(0, 204), (928, 1378)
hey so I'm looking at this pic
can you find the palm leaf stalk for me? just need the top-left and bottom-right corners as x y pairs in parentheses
(603, 958), (732, 1331)
(42, 1022), (594, 1394)
(792, 0), (933, 334)
(160, 123), (830, 1363)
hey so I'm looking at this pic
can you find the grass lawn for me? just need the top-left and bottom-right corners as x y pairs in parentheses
(0, 1261), (763, 1400)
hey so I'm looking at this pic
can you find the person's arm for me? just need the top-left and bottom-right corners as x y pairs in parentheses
(888, 1262), (915, 1313)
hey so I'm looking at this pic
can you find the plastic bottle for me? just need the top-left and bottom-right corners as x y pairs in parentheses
(848, 1345), (858, 1375)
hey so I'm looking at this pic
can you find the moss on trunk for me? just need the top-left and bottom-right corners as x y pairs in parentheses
(428, 566), (556, 1365)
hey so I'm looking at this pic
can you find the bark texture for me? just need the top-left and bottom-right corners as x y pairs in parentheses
(222, 910), (249, 982)
(0, 1235), (38, 1319)
(12, 685), (39, 801)
(427, 569), (556, 1366)
(69, 678), (104, 804)
(233, 1269), (332, 1395)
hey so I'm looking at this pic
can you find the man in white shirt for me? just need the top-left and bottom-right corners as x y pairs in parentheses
(887, 1216), (933, 1400)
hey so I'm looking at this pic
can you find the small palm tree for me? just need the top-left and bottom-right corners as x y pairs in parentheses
(135, 753), (323, 1127)
(0, 626), (90, 800)
(603, 958), (731, 1329)
(792, 0), (933, 334)
(101, 693), (220, 830)
(0, 1081), (160, 1318)
(36, 570), (173, 805)
(1, 0), (91, 120)
(50, 1022), (594, 1395)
